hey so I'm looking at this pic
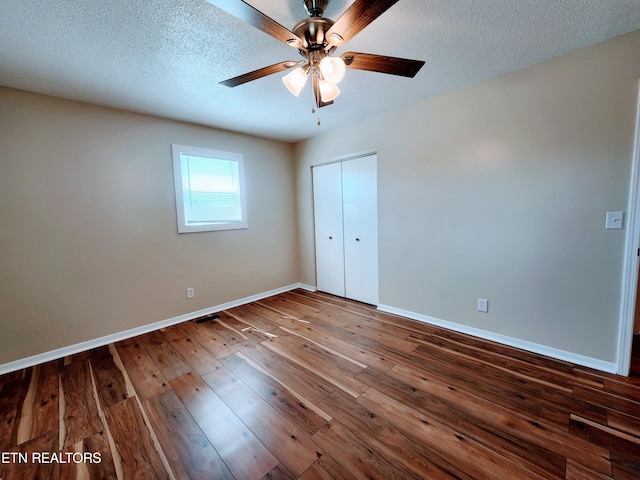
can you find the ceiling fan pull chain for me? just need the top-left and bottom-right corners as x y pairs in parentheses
(317, 117), (321, 126)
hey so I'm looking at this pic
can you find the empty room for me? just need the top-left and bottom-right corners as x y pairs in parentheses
(1, 0), (640, 479)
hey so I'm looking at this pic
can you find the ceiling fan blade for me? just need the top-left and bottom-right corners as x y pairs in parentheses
(325, 0), (400, 46)
(220, 61), (300, 87)
(205, 0), (305, 48)
(341, 52), (425, 78)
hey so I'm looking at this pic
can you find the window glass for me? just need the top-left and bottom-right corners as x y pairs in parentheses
(172, 145), (247, 233)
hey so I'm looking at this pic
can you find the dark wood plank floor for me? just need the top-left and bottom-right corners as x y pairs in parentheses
(1, 289), (640, 479)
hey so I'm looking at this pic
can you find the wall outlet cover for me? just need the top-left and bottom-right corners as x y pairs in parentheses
(477, 298), (488, 313)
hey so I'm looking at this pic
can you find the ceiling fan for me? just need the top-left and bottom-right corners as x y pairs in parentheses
(207, 0), (425, 108)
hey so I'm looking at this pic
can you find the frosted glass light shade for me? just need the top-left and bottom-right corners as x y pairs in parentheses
(282, 67), (308, 96)
(319, 80), (340, 102)
(319, 56), (346, 84)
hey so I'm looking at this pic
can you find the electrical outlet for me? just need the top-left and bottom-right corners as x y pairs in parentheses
(186, 288), (195, 299)
(477, 298), (488, 313)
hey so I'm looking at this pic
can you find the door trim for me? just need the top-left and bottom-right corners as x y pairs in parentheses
(312, 147), (378, 168)
(617, 80), (640, 375)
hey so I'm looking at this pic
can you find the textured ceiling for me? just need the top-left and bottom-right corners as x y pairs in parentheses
(1, 0), (639, 142)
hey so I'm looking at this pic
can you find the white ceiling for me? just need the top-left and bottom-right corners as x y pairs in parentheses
(1, 0), (639, 142)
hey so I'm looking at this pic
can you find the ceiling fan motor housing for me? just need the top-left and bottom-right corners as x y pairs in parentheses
(303, 0), (329, 17)
(293, 17), (335, 52)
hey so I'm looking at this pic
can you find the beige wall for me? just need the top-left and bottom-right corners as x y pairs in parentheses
(294, 30), (640, 363)
(2, 30), (639, 368)
(0, 88), (299, 365)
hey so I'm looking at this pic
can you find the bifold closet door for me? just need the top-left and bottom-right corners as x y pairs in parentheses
(342, 155), (378, 305)
(313, 155), (378, 304)
(312, 162), (345, 297)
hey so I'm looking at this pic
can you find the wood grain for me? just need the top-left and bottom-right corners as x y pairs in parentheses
(374, 362), (611, 475)
(388, 340), (573, 427)
(0, 376), (27, 451)
(2, 289), (640, 479)
(311, 420), (421, 480)
(2, 429), (60, 480)
(233, 340), (335, 404)
(161, 324), (224, 375)
(359, 363), (567, 478)
(258, 296), (321, 319)
(300, 309), (418, 357)
(226, 304), (282, 333)
(221, 353), (329, 436)
(144, 389), (235, 480)
(565, 459), (612, 480)
(358, 387), (549, 479)
(114, 337), (171, 401)
(179, 319), (238, 359)
(102, 397), (170, 479)
(15, 360), (60, 445)
(203, 367), (324, 477)
(59, 432), (117, 480)
(607, 408), (640, 437)
(170, 371), (277, 479)
(261, 335), (368, 398)
(90, 352), (130, 410)
(137, 330), (193, 380)
(202, 312), (248, 345)
(318, 390), (470, 479)
(232, 302), (301, 328)
(261, 464), (296, 480)
(278, 323), (395, 374)
(573, 382), (640, 417)
(299, 453), (357, 480)
(611, 450), (640, 479)
(59, 360), (103, 447)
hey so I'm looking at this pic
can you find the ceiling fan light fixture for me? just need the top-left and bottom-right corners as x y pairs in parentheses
(282, 67), (308, 96)
(319, 80), (340, 102)
(319, 56), (346, 84)
(214, 0), (425, 109)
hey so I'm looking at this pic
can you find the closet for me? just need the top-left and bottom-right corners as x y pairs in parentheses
(312, 154), (378, 305)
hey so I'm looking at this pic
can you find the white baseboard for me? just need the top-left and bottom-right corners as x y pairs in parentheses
(377, 304), (618, 375)
(4, 286), (616, 377)
(0, 283), (311, 376)
(297, 283), (317, 292)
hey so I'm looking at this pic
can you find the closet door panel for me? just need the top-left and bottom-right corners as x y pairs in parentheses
(312, 162), (345, 297)
(342, 155), (378, 305)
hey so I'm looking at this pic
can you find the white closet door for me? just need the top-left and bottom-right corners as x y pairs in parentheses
(312, 162), (345, 297)
(342, 155), (378, 305)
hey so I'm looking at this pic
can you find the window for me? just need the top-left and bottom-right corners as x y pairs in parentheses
(172, 144), (247, 233)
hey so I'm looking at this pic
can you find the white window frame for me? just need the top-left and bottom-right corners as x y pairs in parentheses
(172, 144), (248, 233)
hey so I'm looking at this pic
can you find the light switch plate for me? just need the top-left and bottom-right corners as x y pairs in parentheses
(605, 211), (623, 229)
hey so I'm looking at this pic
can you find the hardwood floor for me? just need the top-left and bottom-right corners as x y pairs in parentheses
(1, 289), (640, 479)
